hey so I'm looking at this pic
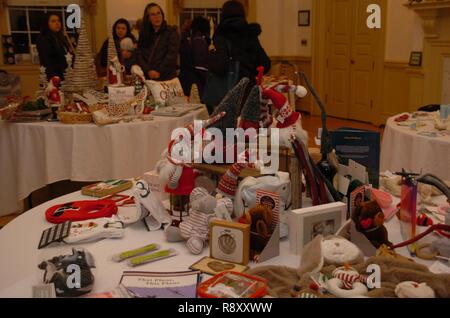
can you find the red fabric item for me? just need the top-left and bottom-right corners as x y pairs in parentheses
(45, 200), (118, 224)
(262, 88), (300, 128)
(165, 166), (196, 196)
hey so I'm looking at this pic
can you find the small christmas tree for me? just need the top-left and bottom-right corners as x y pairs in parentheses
(71, 17), (97, 92)
(61, 53), (74, 94)
(190, 84), (201, 104)
(35, 66), (48, 98)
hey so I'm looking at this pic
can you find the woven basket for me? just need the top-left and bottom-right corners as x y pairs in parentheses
(58, 111), (93, 124)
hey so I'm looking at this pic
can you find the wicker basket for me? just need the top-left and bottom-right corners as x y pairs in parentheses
(58, 111), (93, 124)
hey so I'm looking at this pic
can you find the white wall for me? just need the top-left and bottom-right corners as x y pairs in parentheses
(106, 0), (167, 32)
(257, 0), (312, 57)
(385, 0), (423, 62)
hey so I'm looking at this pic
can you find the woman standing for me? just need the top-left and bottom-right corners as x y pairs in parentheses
(179, 16), (211, 97)
(96, 18), (136, 77)
(36, 13), (74, 80)
(208, 0), (271, 84)
(137, 3), (180, 81)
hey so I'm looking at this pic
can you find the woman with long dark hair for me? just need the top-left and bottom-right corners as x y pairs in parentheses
(36, 13), (74, 80)
(96, 18), (136, 77)
(137, 3), (180, 81)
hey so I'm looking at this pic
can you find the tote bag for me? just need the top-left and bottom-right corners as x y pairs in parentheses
(202, 41), (240, 108)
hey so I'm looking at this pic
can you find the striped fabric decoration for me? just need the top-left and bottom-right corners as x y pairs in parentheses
(332, 267), (367, 290)
(179, 211), (212, 240)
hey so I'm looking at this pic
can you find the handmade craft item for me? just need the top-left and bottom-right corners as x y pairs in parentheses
(108, 56), (125, 86)
(325, 266), (369, 298)
(352, 200), (392, 249)
(45, 199), (118, 224)
(38, 248), (95, 297)
(395, 281), (436, 298)
(256, 66), (308, 147)
(71, 18), (97, 92)
(134, 180), (172, 230)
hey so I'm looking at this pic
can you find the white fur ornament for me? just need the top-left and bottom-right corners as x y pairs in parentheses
(322, 237), (364, 266)
(395, 282), (435, 298)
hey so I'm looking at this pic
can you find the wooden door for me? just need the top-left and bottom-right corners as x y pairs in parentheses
(348, 0), (382, 121)
(325, 0), (353, 118)
(325, 0), (385, 122)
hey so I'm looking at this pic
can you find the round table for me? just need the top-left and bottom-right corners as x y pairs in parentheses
(0, 189), (440, 298)
(381, 114), (450, 179)
(0, 107), (208, 216)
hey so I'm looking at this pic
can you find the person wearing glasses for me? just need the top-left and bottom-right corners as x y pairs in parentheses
(137, 3), (180, 81)
(36, 13), (75, 80)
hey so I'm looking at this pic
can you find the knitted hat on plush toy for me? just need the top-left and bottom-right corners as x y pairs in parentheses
(239, 85), (261, 130)
(262, 88), (300, 129)
(209, 77), (250, 133)
(217, 152), (255, 198)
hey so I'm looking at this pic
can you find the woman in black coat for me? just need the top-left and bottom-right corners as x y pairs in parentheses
(97, 18), (136, 77)
(179, 16), (211, 97)
(36, 13), (74, 80)
(137, 3), (180, 81)
(208, 0), (271, 84)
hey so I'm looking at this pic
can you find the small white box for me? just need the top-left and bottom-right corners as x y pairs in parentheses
(143, 170), (168, 201)
(288, 202), (347, 255)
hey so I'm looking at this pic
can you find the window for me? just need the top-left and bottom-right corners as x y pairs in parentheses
(8, 6), (79, 55)
(180, 8), (222, 30)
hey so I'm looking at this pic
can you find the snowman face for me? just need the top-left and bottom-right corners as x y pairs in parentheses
(322, 237), (362, 265)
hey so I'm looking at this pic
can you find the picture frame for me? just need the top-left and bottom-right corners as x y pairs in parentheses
(190, 257), (249, 276)
(210, 220), (250, 266)
(409, 51), (423, 67)
(288, 202), (347, 255)
(298, 10), (310, 27)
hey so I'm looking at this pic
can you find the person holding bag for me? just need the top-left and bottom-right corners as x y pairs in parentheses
(136, 3), (180, 81)
(204, 0), (271, 114)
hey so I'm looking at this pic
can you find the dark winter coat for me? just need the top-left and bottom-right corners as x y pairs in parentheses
(137, 21), (180, 81)
(179, 31), (210, 96)
(36, 32), (71, 80)
(208, 17), (271, 82)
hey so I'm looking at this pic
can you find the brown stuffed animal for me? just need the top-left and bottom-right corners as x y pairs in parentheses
(353, 200), (392, 249)
(245, 205), (273, 237)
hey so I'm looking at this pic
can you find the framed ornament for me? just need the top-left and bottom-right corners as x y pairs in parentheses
(210, 220), (250, 266)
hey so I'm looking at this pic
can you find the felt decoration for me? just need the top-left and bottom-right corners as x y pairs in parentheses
(239, 85), (261, 130)
(208, 77), (250, 136)
(217, 161), (254, 198)
(45, 200), (118, 224)
(352, 200), (392, 249)
(395, 281), (436, 298)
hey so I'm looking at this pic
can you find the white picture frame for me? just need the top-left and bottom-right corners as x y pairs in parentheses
(288, 202), (347, 255)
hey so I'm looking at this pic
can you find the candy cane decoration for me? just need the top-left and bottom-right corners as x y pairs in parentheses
(332, 267), (368, 290)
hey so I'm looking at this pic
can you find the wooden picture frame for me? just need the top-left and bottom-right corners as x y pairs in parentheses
(409, 51), (423, 67)
(298, 10), (310, 27)
(210, 220), (250, 266)
(190, 257), (249, 276)
(288, 202), (347, 255)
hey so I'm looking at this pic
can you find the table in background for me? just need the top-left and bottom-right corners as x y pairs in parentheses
(381, 115), (450, 179)
(0, 189), (441, 298)
(0, 107), (209, 216)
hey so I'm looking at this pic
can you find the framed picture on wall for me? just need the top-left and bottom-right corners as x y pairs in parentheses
(298, 10), (310, 27)
(409, 51), (423, 67)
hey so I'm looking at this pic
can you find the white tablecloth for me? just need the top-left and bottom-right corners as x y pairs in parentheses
(0, 107), (208, 216)
(0, 189), (442, 298)
(381, 115), (450, 180)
